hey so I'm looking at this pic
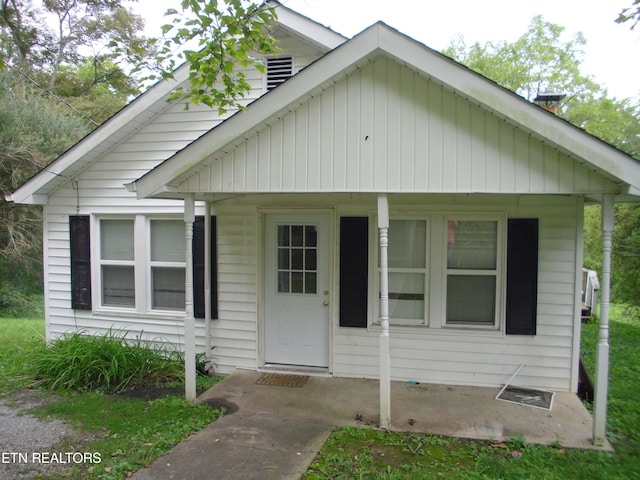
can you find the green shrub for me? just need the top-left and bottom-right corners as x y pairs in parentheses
(29, 330), (185, 392)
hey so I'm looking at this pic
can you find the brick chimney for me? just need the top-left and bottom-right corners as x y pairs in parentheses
(534, 93), (566, 115)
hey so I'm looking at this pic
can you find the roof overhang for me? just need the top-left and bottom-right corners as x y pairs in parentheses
(130, 23), (640, 201)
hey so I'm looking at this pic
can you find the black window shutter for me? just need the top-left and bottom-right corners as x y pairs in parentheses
(193, 216), (218, 319)
(69, 215), (92, 310)
(339, 217), (369, 327)
(506, 218), (539, 335)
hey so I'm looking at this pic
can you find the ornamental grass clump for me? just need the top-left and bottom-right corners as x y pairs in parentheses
(30, 330), (184, 392)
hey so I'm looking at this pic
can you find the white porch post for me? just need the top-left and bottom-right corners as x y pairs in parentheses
(184, 195), (197, 402)
(593, 194), (614, 445)
(204, 203), (212, 365)
(378, 194), (391, 429)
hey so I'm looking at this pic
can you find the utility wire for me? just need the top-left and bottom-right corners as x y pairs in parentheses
(9, 66), (100, 127)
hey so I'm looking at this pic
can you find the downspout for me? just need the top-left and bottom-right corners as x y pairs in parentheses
(184, 195), (197, 402)
(593, 194), (614, 445)
(378, 194), (391, 429)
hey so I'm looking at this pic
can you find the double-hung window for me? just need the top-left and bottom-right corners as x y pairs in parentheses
(445, 218), (502, 327)
(97, 216), (186, 314)
(383, 219), (428, 325)
(100, 219), (135, 307)
(373, 214), (504, 329)
(150, 220), (186, 311)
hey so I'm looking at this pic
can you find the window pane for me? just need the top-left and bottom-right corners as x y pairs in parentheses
(446, 275), (496, 325)
(291, 272), (304, 293)
(278, 272), (290, 293)
(278, 225), (289, 247)
(102, 265), (135, 307)
(291, 248), (304, 270)
(151, 220), (185, 262)
(305, 226), (317, 247)
(448, 220), (497, 270)
(278, 248), (290, 269)
(305, 249), (317, 270)
(388, 220), (426, 268)
(389, 273), (425, 320)
(152, 267), (185, 310)
(291, 225), (304, 246)
(305, 272), (317, 294)
(101, 220), (134, 261)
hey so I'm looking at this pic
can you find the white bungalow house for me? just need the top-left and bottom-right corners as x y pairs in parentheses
(7, 1), (639, 444)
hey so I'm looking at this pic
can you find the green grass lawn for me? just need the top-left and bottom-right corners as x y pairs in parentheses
(0, 317), (223, 479)
(303, 306), (640, 479)
(2, 308), (639, 479)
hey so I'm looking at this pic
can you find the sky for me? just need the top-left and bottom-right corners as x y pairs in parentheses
(132, 0), (640, 100)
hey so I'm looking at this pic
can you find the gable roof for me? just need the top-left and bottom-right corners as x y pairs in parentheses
(6, 0), (346, 205)
(129, 22), (640, 201)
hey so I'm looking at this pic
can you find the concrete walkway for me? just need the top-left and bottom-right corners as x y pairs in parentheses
(132, 369), (608, 480)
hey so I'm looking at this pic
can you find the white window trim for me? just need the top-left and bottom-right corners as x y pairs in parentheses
(91, 214), (187, 318)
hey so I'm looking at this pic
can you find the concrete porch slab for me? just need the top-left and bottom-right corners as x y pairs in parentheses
(200, 370), (607, 450)
(132, 369), (610, 480)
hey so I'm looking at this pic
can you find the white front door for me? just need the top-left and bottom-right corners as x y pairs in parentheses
(264, 213), (330, 368)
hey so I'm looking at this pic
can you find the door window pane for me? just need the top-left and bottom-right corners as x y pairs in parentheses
(102, 265), (135, 307)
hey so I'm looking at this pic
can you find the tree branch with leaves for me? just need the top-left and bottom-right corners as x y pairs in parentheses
(617, 0), (640, 30)
(136, 0), (280, 114)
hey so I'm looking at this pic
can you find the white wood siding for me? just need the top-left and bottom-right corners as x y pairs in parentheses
(209, 207), (259, 372)
(182, 57), (619, 196)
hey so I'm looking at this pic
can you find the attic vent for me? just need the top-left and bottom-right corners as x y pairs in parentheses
(266, 56), (293, 91)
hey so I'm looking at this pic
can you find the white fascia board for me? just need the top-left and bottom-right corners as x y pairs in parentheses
(374, 25), (640, 192)
(273, 1), (347, 50)
(133, 24), (382, 200)
(9, 67), (188, 205)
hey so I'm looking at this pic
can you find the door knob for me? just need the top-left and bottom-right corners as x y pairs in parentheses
(323, 300), (329, 306)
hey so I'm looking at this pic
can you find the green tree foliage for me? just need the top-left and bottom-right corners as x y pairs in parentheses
(0, 1), (152, 314)
(617, 0), (640, 30)
(0, 72), (88, 314)
(444, 15), (640, 305)
(140, 0), (280, 113)
(443, 16), (601, 107)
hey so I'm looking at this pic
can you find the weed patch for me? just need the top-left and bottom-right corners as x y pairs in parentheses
(28, 330), (186, 392)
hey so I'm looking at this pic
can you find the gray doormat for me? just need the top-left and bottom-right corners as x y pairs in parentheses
(255, 373), (309, 387)
(496, 385), (555, 410)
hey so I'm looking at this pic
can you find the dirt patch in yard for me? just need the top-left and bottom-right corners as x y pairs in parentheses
(0, 389), (99, 480)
